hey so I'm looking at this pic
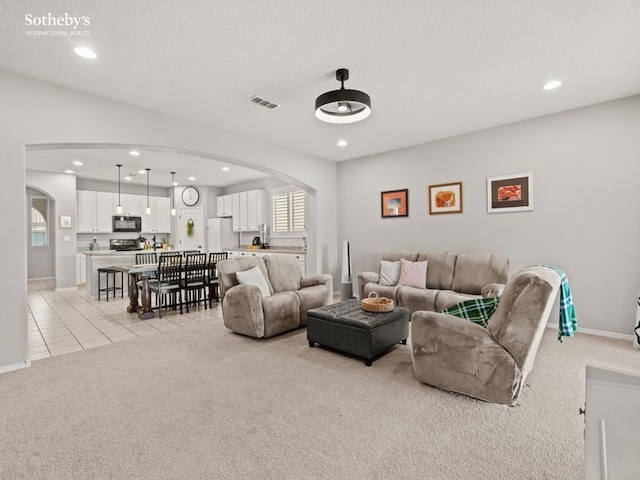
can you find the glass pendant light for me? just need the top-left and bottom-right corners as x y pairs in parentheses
(170, 171), (177, 216)
(115, 164), (123, 214)
(145, 168), (151, 215)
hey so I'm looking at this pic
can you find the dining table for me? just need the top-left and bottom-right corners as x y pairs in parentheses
(111, 263), (158, 320)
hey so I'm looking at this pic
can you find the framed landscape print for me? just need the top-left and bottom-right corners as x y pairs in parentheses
(381, 189), (408, 218)
(429, 182), (463, 215)
(487, 172), (533, 213)
(59, 215), (72, 228)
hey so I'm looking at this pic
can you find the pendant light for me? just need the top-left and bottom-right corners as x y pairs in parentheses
(145, 168), (151, 215)
(315, 68), (371, 124)
(170, 171), (176, 216)
(115, 164), (123, 214)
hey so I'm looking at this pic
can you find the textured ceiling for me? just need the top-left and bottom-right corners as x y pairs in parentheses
(3, 0), (640, 183)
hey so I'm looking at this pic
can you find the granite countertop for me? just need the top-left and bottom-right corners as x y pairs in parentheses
(228, 247), (306, 255)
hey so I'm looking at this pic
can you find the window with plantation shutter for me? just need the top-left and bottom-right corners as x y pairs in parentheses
(272, 189), (306, 234)
(31, 196), (49, 247)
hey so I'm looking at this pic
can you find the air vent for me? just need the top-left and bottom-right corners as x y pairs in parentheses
(248, 95), (281, 110)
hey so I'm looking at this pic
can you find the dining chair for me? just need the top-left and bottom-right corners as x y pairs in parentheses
(206, 252), (228, 307)
(148, 252), (183, 317)
(182, 250), (201, 257)
(182, 252), (208, 313)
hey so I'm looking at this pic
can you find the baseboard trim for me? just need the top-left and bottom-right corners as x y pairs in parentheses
(0, 360), (31, 375)
(547, 322), (634, 342)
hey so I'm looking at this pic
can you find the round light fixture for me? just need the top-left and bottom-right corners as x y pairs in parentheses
(129, 150), (140, 156)
(73, 47), (97, 59)
(72, 160), (83, 166)
(337, 139), (348, 147)
(315, 68), (371, 124)
(542, 80), (562, 90)
(222, 166), (230, 172)
(188, 176), (196, 181)
(65, 169), (74, 174)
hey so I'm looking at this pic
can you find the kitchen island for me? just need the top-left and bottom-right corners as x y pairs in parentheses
(83, 250), (139, 299)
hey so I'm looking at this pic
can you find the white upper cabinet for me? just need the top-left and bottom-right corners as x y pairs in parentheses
(232, 189), (266, 232)
(77, 191), (113, 233)
(113, 193), (143, 216)
(141, 196), (171, 233)
(216, 194), (234, 217)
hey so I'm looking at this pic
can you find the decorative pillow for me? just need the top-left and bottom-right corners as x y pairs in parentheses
(379, 260), (401, 286)
(442, 297), (500, 327)
(236, 266), (271, 297)
(398, 258), (428, 289)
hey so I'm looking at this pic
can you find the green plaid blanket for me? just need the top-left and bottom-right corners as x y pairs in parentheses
(442, 296), (500, 328)
(540, 265), (577, 341)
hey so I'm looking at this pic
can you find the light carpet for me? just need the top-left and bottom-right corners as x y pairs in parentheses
(1, 317), (638, 480)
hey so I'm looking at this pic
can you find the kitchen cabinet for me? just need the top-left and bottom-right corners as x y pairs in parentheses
(76, 253), (86, 285)
(232, 190), (266, 232)
(216, 194), (234, 217)
(77, 191), (113, 233)
(113, 193), (143, 216)
(141, 196), (171, 234)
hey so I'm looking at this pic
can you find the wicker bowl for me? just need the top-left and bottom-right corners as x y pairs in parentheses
(361, 292), (394, 313)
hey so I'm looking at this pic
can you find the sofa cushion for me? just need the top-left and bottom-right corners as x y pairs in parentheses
(417, 252), (457, 290)
(397, 286), (439, 313)
(436, 290), (481, 312)
(379, 260), (401, 286)
(261, 291), (301, 337)
(451, 253), (509, 295)
(295, 285), (330, 324)
(218, 257), (274, 298)
(236, 266), (271, 297)
(398, 258), (427, 289)
(442, 296), (501, 327)
(264, 254), (303, 293)
(382, 251), (418, 262)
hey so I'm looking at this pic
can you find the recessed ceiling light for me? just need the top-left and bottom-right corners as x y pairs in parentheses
(337, 139), (348, 147)
(129, 150), (140, 157)
(222, 166), (230, 172)
(72, 160), (83, 166)
(188, 176), (196, 181)
(65, 169), (74, 174)
(124, 176), (133, 181)
(73, 47), (97, 59)
(138, 169), (146, 175)
(542, 80), (562, 90)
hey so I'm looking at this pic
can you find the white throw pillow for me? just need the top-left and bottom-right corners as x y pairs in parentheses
(379, 260), (401, 286)
(398, 258), (428, 289)
(236, 266), (271, 297)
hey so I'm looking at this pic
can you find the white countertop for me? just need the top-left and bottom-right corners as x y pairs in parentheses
(227, 247), (306, 255)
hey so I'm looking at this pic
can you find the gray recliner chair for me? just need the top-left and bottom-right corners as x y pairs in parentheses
(217, 254), (333, 338)
(410, 266), (561, 405)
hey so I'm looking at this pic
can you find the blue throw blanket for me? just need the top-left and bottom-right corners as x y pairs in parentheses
(540, 265), (577, 341)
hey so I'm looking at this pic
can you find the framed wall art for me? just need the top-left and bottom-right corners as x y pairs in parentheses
(487, 172), (533, 213)
(381, 189), (408, 218)
(429, 182), (463, 215)
(59, 215), (72, 229)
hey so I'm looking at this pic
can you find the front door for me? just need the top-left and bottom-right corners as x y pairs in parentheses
(177, 207), (205, 251)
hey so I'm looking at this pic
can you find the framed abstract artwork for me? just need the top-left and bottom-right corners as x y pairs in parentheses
(429, 182), (463, 215)
(381, 189), (408, 218)
(487, 173), (533, 213)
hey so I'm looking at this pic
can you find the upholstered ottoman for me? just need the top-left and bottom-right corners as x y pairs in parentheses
(307, 299), (409, 366)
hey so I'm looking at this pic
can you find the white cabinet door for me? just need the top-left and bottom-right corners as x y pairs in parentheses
(95, 192), (113, 232)
(232, 193), (242, 231)
(154, 197), (171, 233)
(77, 191), (96, 232)
(116, 193), (143, 216)
(216, 194), (234, 217)
(141, 196), (171, 233)
(77, 191), (113, 233)
(232, 190), (266, 232)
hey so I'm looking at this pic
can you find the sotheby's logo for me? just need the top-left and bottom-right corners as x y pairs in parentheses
(24, 13), (91, 37)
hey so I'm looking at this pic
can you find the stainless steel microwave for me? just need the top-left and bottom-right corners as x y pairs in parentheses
(112, 215), (142, 232)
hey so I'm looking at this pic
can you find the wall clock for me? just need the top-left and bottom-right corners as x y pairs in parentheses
(181, 186), (199, 206)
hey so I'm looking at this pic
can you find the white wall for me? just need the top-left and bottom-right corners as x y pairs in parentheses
(26, 187), (55, 279)
(25, 170), (78, 289)
(0, 70), (338, 372)
(338, 95), (640, 336)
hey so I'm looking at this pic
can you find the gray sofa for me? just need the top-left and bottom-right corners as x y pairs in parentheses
(217, 254), (333, 338)
(410, 266), (561, 405)
(357, 251), (509, 316)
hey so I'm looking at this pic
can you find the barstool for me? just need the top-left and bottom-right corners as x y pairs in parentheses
(97, 267), (123, 301)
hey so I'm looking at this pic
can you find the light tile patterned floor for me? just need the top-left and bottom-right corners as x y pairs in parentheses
(27, 279), (222, 361)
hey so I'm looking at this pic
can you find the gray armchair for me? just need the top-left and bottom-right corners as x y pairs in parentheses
(410, 266), (561, 405)
(217, 254), (333, 338)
